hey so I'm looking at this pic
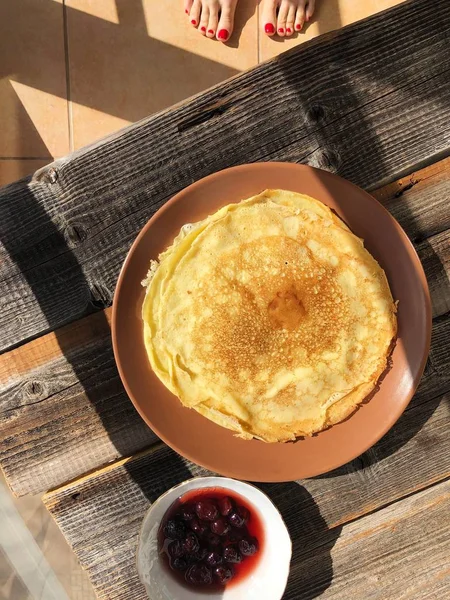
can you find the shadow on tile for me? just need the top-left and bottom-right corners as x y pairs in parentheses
(0, 0), (68, 158)
(67, 0), (240, 125)
(1, 0), (252, 153)
(225, 0), (258, 49)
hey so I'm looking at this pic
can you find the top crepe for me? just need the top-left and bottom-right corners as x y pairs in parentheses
(142, 190), (397, 443)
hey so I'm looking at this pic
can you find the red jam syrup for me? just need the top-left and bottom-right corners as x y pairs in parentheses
(158, 487), (265, 591)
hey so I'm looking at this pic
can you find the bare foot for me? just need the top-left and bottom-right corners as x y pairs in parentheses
(184, 0), (239, 42)
(261, 0), (316, 36)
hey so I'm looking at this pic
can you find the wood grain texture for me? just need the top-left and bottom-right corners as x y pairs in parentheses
(0, 308), (112, 381)
(1, 186), (449, 496)
(419, 230), (450, 318)
(0, 258), (448, 497)
(299, 480), (450, 600)
(0, 308), (157, 497)
(372, 157), (450, 243)
(43, 430), (450, 600)
(1, 0), (450, 351)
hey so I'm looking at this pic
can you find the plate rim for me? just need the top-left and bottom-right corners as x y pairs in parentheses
(112, 162), (432, 481)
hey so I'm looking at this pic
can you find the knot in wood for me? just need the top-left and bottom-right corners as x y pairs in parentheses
(38, 167), (58, 184)
(89, 283), (112, 308)
(306, 105), (325, 123)
(24, 380), (45, 398)
(317, 149), (340, 172)
(64, 223), (87, 247)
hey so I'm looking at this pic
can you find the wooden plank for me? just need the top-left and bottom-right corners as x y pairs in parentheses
(42, 425), (450, 600)
(1, 230), (449, 496)
(0, 250), (448, 496)
(372, 157), (450, 242)
(289, 480), (450, 599)
(418, 231), (450, 319)
(1, 0), (450, 351)
(0, 308), (112, 380)
(0, 308), (157, 497)
(1, 156), (447, 380)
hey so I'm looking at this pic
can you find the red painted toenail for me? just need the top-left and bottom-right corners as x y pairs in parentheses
(185, 9), (188, 14)
(295, 23), (301, 30)
(191, 19), (196, 25)
(201, 26), (206, 31)
(208, 29), (214, 34)
(218, 28), (229, 40)
(264, 23), (275, 34)
(278, 28), (284, 33)
(286, 28), (292, 33)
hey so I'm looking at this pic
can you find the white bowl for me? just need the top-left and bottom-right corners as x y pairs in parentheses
(137, 477), (292, 600)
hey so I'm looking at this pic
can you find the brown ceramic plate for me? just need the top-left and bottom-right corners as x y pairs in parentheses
(112, 163), (431, 481)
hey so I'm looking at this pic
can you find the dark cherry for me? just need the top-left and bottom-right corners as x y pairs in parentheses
(172, 557), (188, 571)
(185, 564), (213, 585)
(228, 527), (246, 542)
(185, 547), (208, 566)
(213, 565), (234, 585)
(211, 517), (230, 536)
(218, 496), (233, 516)
(168, 540), (184, 558)
(180, 504), (196, 521)
(160, 490), (262, 589)
(237, 506), (250, 524)
(196, 547), (208, 561)
(239, 537), (259, 557)
(205, 551), (223, 567)
(164, 519), (186, 540)
(183, 532), (200, 554)
(206, 532), (221, 547)
(190, 518), (208, 537)
(223, 545), (242, 564)
(228, 511), (245, 528)
(195, 500), (219, 522)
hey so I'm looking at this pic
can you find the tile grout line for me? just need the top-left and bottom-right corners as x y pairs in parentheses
(256, 1), (260, 63)
(0, 157), (53, 161)
(62, 0), (74, 153)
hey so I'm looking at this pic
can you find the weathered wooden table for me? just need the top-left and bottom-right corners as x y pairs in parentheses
(1, 0), (449, 598)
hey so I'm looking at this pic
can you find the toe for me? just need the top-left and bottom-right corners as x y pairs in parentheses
(294, 0), (306, 31)
(286, 5), (296, 35)
(261, 0), (277, 36)
(276, 0), (291, 36)
(305, 0), (315, 22)
(199, 5), (209, 34)
(189, 0), (202, 27)
(216, 1), (237, 42)
(184, 0), (193, 15)
(207, 5), (219, 38)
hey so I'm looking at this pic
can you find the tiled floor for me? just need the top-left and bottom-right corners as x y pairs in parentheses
(0, 0), (406, 187)
(0, 1), (405, 598)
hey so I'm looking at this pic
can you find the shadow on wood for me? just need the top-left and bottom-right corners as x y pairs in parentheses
(125, 453), (342, 600)
(124, 446), (200, 505)
(272, 0), (449, 476)
(256, 482), (342, 600)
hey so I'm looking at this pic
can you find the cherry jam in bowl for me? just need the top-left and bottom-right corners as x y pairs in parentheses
(137, 477), (291, 600)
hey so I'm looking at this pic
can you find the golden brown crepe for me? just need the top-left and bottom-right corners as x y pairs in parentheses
(142, 190), (397, 442)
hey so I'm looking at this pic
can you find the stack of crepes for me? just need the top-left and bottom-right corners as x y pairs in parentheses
(142, 190), (397, 443)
